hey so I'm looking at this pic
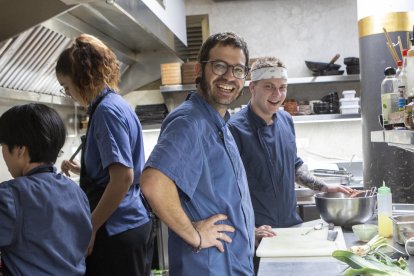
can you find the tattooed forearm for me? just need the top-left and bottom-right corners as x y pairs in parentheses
(295, 164), (327, 192)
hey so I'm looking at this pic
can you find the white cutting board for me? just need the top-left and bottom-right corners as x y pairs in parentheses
(256, 226), (346, 258)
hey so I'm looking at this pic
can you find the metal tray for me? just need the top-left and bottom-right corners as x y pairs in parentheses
(390, 214), (414, 245)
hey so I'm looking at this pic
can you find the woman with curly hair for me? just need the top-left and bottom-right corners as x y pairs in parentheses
(57, 34), (154, 276)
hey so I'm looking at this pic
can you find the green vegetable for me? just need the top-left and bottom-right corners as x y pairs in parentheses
(350, 235), (388, 256)
(333, 250), (382, 270)
(343, 267), (388, 276)
(332, 250), (413, 276)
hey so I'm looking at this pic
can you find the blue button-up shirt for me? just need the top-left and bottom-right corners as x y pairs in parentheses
(145, 93), (255, 276)
(228, 104), (303, 228)
(84, 89), (149, 236)
(0, 165), (92, 275)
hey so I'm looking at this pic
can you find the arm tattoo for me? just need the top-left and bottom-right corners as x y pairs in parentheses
(295, 164), (326, 191)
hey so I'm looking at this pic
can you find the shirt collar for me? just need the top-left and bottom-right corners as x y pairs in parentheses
(191, 93), (229, 127)
(246, 102), (277, 128)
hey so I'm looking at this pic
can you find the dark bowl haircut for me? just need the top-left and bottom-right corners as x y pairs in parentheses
(0, 103), (66, 163)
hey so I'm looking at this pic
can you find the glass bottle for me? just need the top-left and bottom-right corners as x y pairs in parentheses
(381, 67), (399, 129)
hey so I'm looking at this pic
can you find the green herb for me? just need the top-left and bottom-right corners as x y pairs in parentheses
(350, 235), (388, 256)
(332, 250), (412, 276)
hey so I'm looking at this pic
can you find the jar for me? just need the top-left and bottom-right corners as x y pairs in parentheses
(284, 99), (298, 116)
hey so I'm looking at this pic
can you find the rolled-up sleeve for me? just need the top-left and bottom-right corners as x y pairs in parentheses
(145, 116), (203, 200)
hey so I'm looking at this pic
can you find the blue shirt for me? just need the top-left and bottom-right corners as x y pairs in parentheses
(228, 104), (303, 228)
(0, 165), (92, 275)
(145, 93), (255, 276)
(84, 89), (149, 236)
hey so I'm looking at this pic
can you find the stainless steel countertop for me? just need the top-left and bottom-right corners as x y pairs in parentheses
(258, 219), (414, 275)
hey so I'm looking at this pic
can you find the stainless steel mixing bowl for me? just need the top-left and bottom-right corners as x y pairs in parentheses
(314, 192), (376, 227)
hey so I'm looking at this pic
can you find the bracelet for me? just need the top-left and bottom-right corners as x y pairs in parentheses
(192, 227), (202, 253)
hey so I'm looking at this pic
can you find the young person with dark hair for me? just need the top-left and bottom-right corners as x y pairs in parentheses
(0, 103), (92, 275)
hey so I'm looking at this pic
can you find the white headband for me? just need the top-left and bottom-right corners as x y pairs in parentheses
(251, 67), (288, 81)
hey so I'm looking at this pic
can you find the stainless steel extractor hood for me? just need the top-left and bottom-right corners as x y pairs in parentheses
(0, 0), (186, 105)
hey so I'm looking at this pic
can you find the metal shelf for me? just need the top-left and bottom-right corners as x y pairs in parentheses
(293, 113), (361, 124)
(371, 130), (414, 153)
(288, 74), (360, 85)
(160, 75), (360, 93)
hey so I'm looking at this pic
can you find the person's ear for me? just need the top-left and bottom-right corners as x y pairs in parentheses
(16, 145), (27, 158)
(249, 81), (255, 94)
(195, 62), (202, 78)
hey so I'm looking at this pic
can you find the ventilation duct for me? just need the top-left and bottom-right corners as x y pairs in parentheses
(0, 0), (186, 105)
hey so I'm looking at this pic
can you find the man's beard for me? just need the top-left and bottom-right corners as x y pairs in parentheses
(198, 73), (243, 107)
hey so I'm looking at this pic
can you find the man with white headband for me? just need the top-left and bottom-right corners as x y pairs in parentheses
(228, 56), (356, 273)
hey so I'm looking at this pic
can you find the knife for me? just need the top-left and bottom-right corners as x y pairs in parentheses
(327, 223), (338, 241)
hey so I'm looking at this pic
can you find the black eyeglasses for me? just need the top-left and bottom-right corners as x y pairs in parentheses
(201, 60), (249, 79)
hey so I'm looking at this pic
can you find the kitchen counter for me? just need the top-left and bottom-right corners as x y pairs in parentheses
(258, 219), (414, 275)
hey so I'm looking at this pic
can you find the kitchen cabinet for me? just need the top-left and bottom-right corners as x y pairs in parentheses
(160, 75), (361, 123)
(371, 130), (414, 153)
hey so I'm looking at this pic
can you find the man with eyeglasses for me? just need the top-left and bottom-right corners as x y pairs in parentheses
(227, 57), (357, 272)
(140, 32), (255, 275)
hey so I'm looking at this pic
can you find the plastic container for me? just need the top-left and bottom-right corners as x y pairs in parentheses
(340, 105), (360, 114)
(377, 182), (393, 238)
(342, 90), (356, 98)
(339, 97), (360, 106)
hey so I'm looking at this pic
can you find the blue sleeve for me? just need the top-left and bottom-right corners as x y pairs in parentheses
(0, 183), (17, 246)
(93, 107), (133, 170)
(145, 116), (203, 199)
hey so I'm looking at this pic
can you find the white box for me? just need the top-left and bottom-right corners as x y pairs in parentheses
(342, 90), (356, 98)
(340, 97), (360, 106)
(340, 105), (360, 114)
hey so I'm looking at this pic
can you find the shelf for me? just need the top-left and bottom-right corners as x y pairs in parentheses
(160, 75), (360, 93)
(293, 113), (361, 124)
(160, 84), (196, 93)
(287, 75), (360, 85)
(371, 130), (414, 153)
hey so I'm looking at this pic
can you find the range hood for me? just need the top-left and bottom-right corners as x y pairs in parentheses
(0, 0), (186, 105)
